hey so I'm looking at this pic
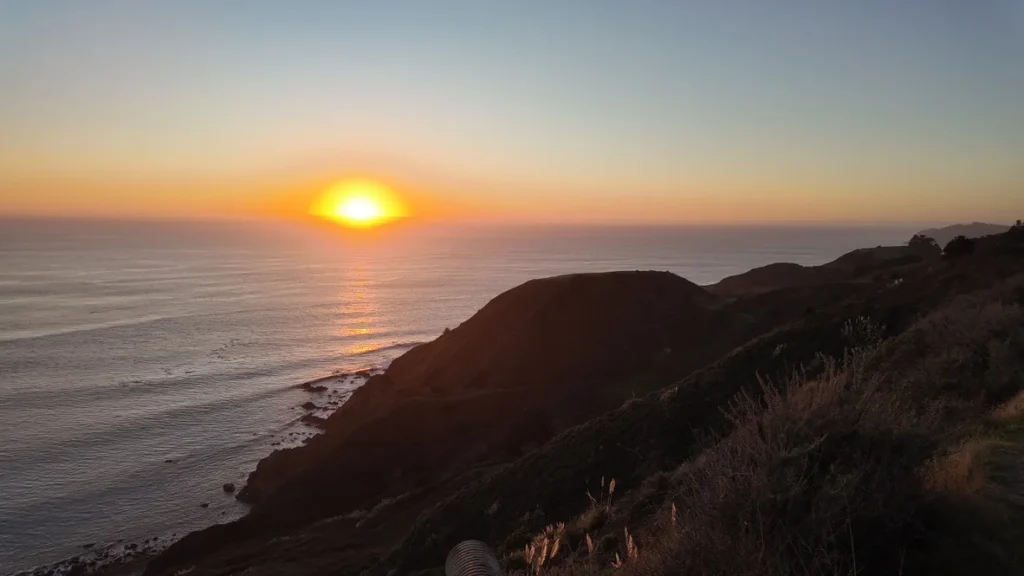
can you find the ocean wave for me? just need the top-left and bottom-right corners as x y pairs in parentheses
(0, 302), (317, 343)
(294, 371), (366, 388)
(348, 340), (425, 356)
(0, 314), (175, 343)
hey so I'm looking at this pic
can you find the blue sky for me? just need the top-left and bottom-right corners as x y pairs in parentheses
(1, 0), (1022, 222)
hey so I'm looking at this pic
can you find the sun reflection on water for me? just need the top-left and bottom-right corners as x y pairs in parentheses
(332, 262), (385, 357)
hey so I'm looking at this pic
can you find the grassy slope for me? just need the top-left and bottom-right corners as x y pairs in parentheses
(142, 227), (1024, 576)
(386, 231), (1024, 576)
(470, 280), (1024, 576)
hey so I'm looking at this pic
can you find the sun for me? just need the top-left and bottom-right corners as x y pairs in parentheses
(310, 179), (407, 228)
(337, 195), (383, 223)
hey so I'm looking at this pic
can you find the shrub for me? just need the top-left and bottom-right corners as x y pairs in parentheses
(533, 287), (1024, 576)
(624, 359), (942, 576)
(909, 234), (941, 256)
(943, 235), (976, 258)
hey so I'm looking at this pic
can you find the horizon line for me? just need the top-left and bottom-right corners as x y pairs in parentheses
(0, 212), (1004, 229)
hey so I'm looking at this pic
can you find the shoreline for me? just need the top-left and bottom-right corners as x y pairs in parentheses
(10, 369), (383, 576)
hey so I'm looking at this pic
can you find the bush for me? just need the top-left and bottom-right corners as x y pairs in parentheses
(943, 235), (975, 258)
(530, 287), (1024, 576)
(623, 294), (1024, 575)
(909, 234), (941, 256)
(1009, 220), (1024, 241)
(623, 359), (943, 576)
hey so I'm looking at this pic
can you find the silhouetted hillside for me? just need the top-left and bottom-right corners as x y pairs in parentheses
(145, 229), (1024, 576)
(915, 222), (1009, 246)
(708, 244), (926, 297)
(148, 271), (757, 575)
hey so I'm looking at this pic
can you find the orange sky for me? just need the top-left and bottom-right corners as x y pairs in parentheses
(2, 3), (1022, 225)
(2, 162), (1019, 225)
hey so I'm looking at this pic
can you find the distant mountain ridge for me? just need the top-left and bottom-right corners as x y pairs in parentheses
(915, 222), (1010, 246)
(709, 243), (923, 297)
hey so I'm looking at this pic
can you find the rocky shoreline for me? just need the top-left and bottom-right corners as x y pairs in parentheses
(13, 370), (382, 576)
(18, 536), (171, 576)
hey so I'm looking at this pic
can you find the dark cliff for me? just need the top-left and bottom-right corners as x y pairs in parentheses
(146, 226), (1024, 576)
(149, 271), (755, 574)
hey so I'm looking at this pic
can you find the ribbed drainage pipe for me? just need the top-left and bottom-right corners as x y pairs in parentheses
(445, 540), (504, 576)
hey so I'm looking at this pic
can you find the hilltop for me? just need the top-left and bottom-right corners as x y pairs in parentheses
(235, 271), (755, 519)
(148, 271), (758, 574)
(707, 243), (924, 297)
(915, 222), (1011, 246)
(144, 224), (1024, 576)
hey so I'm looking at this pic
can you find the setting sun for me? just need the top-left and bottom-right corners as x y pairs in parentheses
(310, 179), (407, 228)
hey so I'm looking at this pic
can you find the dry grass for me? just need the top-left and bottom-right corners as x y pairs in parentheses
(575, 477), (616, 534)
(520, 522), (567, 574)
(920, 440), (990, 496)
(506, 480), (620, 575)
(573, 503), (609, 536)
(869, 296), (1023, 407)
(622, 359), (939, 576)
(993, 391), (1024, 421)
(526, 290), (1024, 576)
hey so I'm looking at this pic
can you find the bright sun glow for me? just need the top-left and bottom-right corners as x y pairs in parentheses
(338, 196), (383, 222)
(310, 179), (407, 228)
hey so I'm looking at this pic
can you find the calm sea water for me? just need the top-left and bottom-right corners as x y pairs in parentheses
(0, 218), (915, 573)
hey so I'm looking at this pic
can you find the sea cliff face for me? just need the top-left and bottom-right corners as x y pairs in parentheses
(148, 271), (757, 574)
(147, 227), (1024, 576)
(236, 271), (756, 517)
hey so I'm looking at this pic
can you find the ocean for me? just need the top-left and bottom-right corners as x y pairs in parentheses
(0, 218), (916, 573)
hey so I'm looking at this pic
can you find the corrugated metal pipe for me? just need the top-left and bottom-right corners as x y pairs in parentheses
(445, 540), (504, 576)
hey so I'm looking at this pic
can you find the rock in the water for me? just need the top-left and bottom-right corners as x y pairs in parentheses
(164, 459), (175, 464)
(301, 401), (317, 410)
(300, 413), (328, 428)
(199, 503), (209, 508)
(300, 380), (330, 393)
(82, 543), (95, 549)
(223, 483), (236, 493)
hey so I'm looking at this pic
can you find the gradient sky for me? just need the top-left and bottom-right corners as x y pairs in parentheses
(1, 0), (1022, 223)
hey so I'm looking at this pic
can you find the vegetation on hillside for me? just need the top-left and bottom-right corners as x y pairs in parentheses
(908, 233), (940, 257)
(914, 222), (1011, 247)
(146, 227), (1024, 576)
(495, 284), (1024, 576)
(943, 235), (976, 258)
